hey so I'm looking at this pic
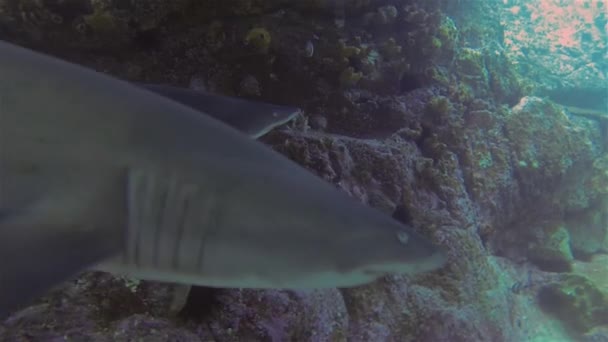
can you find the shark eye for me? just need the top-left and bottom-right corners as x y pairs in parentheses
(396, 230), (409, 244)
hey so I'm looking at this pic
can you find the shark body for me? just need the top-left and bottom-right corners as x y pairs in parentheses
(0, 41), (446, 319)
(135, 83), (300, 139)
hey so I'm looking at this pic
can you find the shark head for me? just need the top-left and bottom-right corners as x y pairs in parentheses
(329, 213), (447, 284)
(158, 158), (449, 289)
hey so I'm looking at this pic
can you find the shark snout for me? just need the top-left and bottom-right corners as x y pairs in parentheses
(373, 226), (448, 275)
(348, 213), (448, 277)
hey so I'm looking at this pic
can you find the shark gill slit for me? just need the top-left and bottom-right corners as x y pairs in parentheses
(152, 183), (169, 268)
(144, 170), (181, 270)
(135, 171), (156, 268)
(196, 218), (207, 273)
(196, 188), (224, 273)
(128, 168), (164, 268)
(171, 191), (190, 271)
(196, 194), (217, 273)
(123, 171), (136, 264)
(125, 168), (221, 274)
(128, 169), (146, 267)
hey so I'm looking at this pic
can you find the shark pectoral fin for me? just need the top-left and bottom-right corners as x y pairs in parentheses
(0, 174), (127, 319)
(134, 83), (302, 138)
(0, 219), (118, 319)
(168, 284), (192, 316)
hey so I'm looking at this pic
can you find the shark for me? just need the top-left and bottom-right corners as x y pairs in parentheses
(0, 41), (447, 319)
(134, 83), (301, 139)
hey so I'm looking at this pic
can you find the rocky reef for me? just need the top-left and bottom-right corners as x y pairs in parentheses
(0, 0), (606, 341)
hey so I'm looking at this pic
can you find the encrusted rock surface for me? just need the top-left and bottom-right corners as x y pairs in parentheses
(0, 0), (606, 341)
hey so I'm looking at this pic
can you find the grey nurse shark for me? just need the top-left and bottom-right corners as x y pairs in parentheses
(0, 41), (447, 319)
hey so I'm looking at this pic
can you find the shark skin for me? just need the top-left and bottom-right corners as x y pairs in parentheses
(135, 83), (301, 139)
(0, 41), (447, 319)
(127, 83), (301, 315)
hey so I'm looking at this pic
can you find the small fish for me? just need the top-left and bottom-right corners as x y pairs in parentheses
(0, 41), (446, 319)
(304, 40), (314, 58)
(135, 83), (301, 139)
(511, 269), (534, 294)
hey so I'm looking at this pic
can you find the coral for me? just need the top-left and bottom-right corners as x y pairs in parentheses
(377, 5), (399, 24)
(430, 36), (442, 50)
(130, 0), (191, 31)
(204, 20), (226, 52)
(437, 16), (458, 49)
(337, 40), (362, 61)
(364, 5), (399, 26)
(455, 47), (487, 78)
(379, 38), (402, 60)
(425, 96), (451, 119)
(0, 0), (198, 49)
(448, 82), (474, 104)
(339, 67), (362, 88)
(239, 74), (262, 97)
(230, 0), (266, 16)
(244, 27), (271, 54)
(84, 7), (118, 34)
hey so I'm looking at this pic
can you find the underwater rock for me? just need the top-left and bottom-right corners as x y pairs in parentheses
(0, 0), (195, 49)
(1, 1), (606, 341)
(111, 315), (202, 341)
(573, 254), (608, 295)
(363, 5), (399, 26)
(538, 274), (608, 336)
(527, 225), (574, 272)
(582, 325), (608, 342)
(239, 74), (262, 97)
(500, 0), (607, 111)
(339, 66), (363, 87)
(565, 204), (608, 259)
(591, 154), (608, 198)
(481, 96), (601, 279)
(505, 97), (599, 213)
